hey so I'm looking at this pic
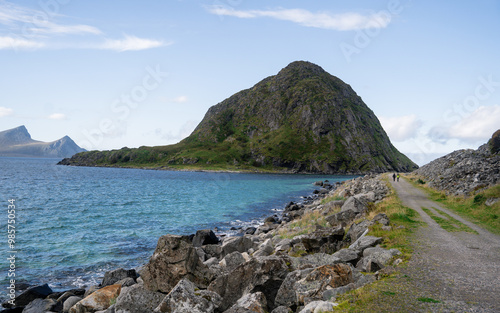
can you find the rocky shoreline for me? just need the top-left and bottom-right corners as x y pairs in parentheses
(3, 174), (403, 313)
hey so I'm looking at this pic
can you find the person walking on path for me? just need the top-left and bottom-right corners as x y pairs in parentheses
(392, 173), (396, 181)
(396, 173), (400, 181)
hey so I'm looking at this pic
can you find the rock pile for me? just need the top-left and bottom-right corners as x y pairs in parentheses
(414, 130), (500, 196)
(2, 175), (402, 313)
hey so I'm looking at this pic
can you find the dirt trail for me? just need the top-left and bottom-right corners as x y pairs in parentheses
(389, 175), (500, 312)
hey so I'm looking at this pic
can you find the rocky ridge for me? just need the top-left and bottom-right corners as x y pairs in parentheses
(414, 130), (500, 196)
(2, 175), (404, 313)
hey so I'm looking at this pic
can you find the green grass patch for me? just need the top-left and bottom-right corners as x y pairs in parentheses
(417, 297), (440, 303)
(421, 207), (477, 234)
(407, 176), (500, 234)
(320, 195), (346, 205)
(277, 211), (329, 239)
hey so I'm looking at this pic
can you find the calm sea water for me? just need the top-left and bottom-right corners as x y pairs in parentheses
(0, 157), (354, 299)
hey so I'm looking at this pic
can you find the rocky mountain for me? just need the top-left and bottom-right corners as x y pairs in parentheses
(60, 61), (418, 174)
(414, 129), (500, 195)
(0, 125), (86, 158)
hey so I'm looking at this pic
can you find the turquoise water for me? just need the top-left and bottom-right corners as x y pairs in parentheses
(0, 157), (354, 298)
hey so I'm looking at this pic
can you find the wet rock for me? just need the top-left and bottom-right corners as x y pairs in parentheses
(155, 279), (221, 313)
(101, 268), (137, 287)
(193, 229), (219, 247)
(141, 234), (214, 293)
(70, 284), (121, 313)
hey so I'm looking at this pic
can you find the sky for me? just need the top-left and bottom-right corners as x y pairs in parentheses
(0, 0), (499, 166)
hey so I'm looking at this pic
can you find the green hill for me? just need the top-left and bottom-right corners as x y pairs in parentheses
(59, 61), (418, 174)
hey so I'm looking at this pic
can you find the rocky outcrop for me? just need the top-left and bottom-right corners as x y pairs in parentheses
(0, 125), (85, 158)
(414, 130), (500, 195)
(59, 61), (417, 174)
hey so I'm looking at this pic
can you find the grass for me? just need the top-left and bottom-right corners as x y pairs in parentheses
(321, 195), (346, 205)
(417, 297), (441, 303)
(407, 176), (500, 234)
(421, 207), (478, 234)
(277, 210), (329, 239)
(332, 177), (424, 312)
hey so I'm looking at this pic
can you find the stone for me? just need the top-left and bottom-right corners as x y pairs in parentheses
(141, 234), (214, 293)
(114, 284), (165, 313)
(193, 229), (219, 247)
(253, 239), (274, 257)
(360, 247), (401, 270)
(244, 227), (257, 235)
(202, 244), (223, 259)
(381, 225), (392, 231)
(101, 268), (137, 287)
(225, 292), (267, 313)
(340, 197), (368, 214)
(63, 296), (82, 313)
(221, 236), (254, 256)
(70, 284), (121, 313)
(84, 286), (100, 298)
(219, 251), (246, 272)
(346, 220), (372, 242)
(349, 236), (382, 252)
(271, 306), (293, 313)
(3, 284), (53, 308)
(300, 227), (344, 254)
(22, 298), (56, 313)
(114, 277), (136, 287)
(264, 216), (277, 223)
(294, 264), (352, 305)
(274, 238), (292, 253)
(154, 279), (221, 313)
(290, 253), (341, 270)
(208, 255), (291, 311)
(356, 257), (382, 273)
(332, 248), (361, 265)
(372, 213), (390, 226)
(298, 300), (338, 313)
(275, 268), (313, 309)
(325, 209), (357, 226)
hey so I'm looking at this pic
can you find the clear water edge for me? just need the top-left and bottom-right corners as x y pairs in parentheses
(0, 157), (355, 301)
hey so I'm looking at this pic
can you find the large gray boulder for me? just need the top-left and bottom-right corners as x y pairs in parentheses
(155, 279), (221, 313)
(101, 268), (137, 287)
(350, 236), (382, 252)
(219, 251), (246, 272)
(3, 284), (53, 308)
(22, 298), (56, 313)
(289, 253), (341, 270)
(356, 247), (401, 272)
(225, 292), (267, 313)
(63, 296), (82, 313)
(332, 248), (361, 265)
(300, 227), (344, 254)
(141, 234), (214, 293)
(298, 300), (338, 313)
(346, 220), (372, 242)
(341, 197), (368, 214)
(221, 236), (254, 257)
(325, 209), (357, 226)
(114, 284), (165, 313)
(208, 255), (291, 311)
(275, 268), (313, 309)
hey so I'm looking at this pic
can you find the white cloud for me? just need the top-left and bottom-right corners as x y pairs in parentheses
(48, 113), (66, 120)
(0, 36), (44, 49)
(172, 96), (188, 103)
(448, 105), (500, 142)
(0, 107), (13, 117)
(100, 35), (168, 52)
(379, 114), (422, 142)
(206, 6), (391, 30)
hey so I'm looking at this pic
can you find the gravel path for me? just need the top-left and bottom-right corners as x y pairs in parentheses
(389, 176), (500, 312)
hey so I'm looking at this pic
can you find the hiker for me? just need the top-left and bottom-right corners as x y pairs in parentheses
(392, 173), (396, 181)
(397, 173), (400, 182)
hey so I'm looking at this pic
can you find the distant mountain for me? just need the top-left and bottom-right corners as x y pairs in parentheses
(0, 125), (86, 158)
(60, 61), (418, 174)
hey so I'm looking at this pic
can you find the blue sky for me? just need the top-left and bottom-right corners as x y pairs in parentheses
(1, 0), (499, 165)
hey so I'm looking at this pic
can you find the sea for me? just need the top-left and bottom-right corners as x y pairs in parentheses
(0, 157), (355, 300)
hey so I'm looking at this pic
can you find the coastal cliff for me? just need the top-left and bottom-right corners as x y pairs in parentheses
(59, 61), (418, 174)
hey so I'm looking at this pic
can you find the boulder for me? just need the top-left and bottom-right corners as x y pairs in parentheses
(349, 236), (382, 252)
(21, 298), (56, 313)
(325, 209), (357, 226)
(356, 257), (382, 273)
(225, 292), (267, 313)
(141, 234), (214, 293)
(193, 229), (219, 247)
(221, 236), (254, 256)
(114, 277), (136, 287)
(340, 197), (368, 214)
(208, 255), (291, 311)
(300, 227), (344, 254)
(274, 238), (292, 253)
(264, 216), (277, 224)
(244, 227), (257, 235)
(70, 284), (121, 313)
(332, 248), (361, 265)
(290, 253), (341, 270)
(101, 268), (137, 287)
(63, 296), (82, 313)
(271, 306), (293, 313)
(253, 239), (274, 257)
(275, 268), (313, 309)
(219, 251), (246, 272)
(3, 284), (53, 308)
(353, 192), (376, 205)
(357, 247), (401, 272)
(295, 264), (352, 304)
(114, 283), (165, 313)
(346, 220), (372, 242)
(298, 300), (338, 313)
(202, 244), (223, 259)
(84, 286), (100, 298)
(155, 279), (221, 313)
(371, 213), (390, 226)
